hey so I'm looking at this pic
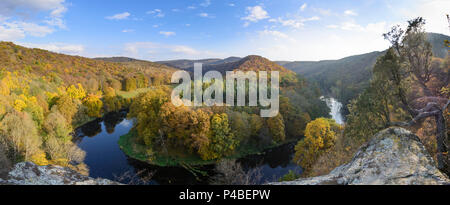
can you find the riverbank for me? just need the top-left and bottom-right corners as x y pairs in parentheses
(118, 130), (300, 167)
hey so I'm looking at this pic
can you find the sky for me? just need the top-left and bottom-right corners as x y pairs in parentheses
(0, 0), (449, 61)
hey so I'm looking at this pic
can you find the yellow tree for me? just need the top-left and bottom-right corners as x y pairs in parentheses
(83, 94), (103, 117)
(66, 83), (86, 100)
(129, 88), (169, 146)
(267, 113), (286, 142)
(293, 118), (337, 173)
(198, 113), (237, 160)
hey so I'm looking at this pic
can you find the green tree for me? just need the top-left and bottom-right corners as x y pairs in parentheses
(267, 114), (286, 142)
(129, 89), (169, 146)
(198, 113), (237, 160)
(124, 77), (137, 91)
(53, 94), (78, 125)
(0, 111), (42, 162)
(83, 94), (103, 117)
(345, 49), (406, 140)
(43, 109), (72, 142)
(249, 114), (263, 137)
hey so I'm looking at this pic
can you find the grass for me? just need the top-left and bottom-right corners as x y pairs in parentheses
(116, 87), (154, 99)
(118, 131), (216, 166)
(118, 131), (150, 162)
(118, 130), (298, 167)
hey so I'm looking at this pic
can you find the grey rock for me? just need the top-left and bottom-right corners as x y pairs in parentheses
(0, 162), (120, 185)
(271, 127), (450, 185)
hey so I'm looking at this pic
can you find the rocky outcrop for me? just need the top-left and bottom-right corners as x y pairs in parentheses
(0, 162), (120, 185)
(272, 127), (450, 185)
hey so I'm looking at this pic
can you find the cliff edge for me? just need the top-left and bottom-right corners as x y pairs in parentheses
(0, 162), (120, 185)
(271, 127), (450, 185)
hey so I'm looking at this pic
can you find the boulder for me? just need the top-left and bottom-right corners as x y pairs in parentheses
(0, 162), (120, 185)
(271, 127), (450, 185)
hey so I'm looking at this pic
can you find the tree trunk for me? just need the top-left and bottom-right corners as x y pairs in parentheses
(391, 100), (450, 176)
(418, 81), (433, 96)
(435, 111), (449, 176)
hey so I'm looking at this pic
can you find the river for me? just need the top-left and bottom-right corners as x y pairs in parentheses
(74, 111), (300, 185)
(320, 96), (344, 125)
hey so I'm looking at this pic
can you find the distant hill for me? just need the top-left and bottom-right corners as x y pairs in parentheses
(426, 32), (450, 58)
(94, 57), (139, 63)
(277, 51), (383, 81)
(276, 51), (383, 117)
(157, 57), (242, 69)
(275, 32), (449, 116)
(94, 57), (178, 84)
(179, 55), (294, 76)
(0, 42), (178, 90)
(276, 33), (448, 89)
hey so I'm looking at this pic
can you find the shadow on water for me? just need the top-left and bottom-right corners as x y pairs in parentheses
(237, 142), (301, 184)
(74, 111), (301, 185)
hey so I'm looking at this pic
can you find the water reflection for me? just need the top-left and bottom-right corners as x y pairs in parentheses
(238, 142), (301, 184)
(75, 111), (301, 185)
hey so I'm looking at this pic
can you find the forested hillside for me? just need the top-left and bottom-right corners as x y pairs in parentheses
(277, 33), (449, 116)
(0, 42), (177, 174)
(120, 55), (330, 167)
(286, 18), (450, 178)
(157, 57), (241, 70)
(94, 57), (178, 86)
(0, 41), (330, 175)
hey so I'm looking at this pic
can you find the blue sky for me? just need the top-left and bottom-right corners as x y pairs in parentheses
(0, 0), (449, 61)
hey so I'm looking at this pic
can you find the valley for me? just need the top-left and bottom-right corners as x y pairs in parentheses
(0, 18), (448, 185)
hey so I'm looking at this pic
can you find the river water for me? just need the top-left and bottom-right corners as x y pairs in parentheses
(320, 96), (344, 124)
(74, 111), (300, 185)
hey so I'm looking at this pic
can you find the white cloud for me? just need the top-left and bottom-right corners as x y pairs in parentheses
(0, 24), (25, 41)
(259, 30), (288, 39)
(344, 10), (358, 16)
(340, 21), (364, 31)
(313, 8), (332, 16)
(106, 12), (130, 20)
(50, 4), (67, 17)
(242, 6), (269, 26)
(44, 17), (65, 29)
(269, 16), (319, 29)
(0, 0), (66, 16)
(327, 21), (388, 33)
(0, 21), (54, 41)
(300, 3), (307, 11)
(147, 9), (164, 18)
(123, 42), (219, 60)
(187, 6), (197, 10)
(17, 42), (85, 55)
(400, 0), (450, 35)
(159, 31), (176, 37)
(15, 21), (54, 37)
(200, 0), (211, 7)
(0, 0), (67, 40)
(172, 45), (199, 55)
(326, 24), (339, 29)
(199, 13), (213, 18)
(122, 29), (134, 33)
(241, 27), (391, 61)
(229, 3), (235, 7)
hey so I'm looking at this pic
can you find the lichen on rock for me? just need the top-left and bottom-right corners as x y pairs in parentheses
(0, 162), (120, 185)
(271, 127), (450, 185)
